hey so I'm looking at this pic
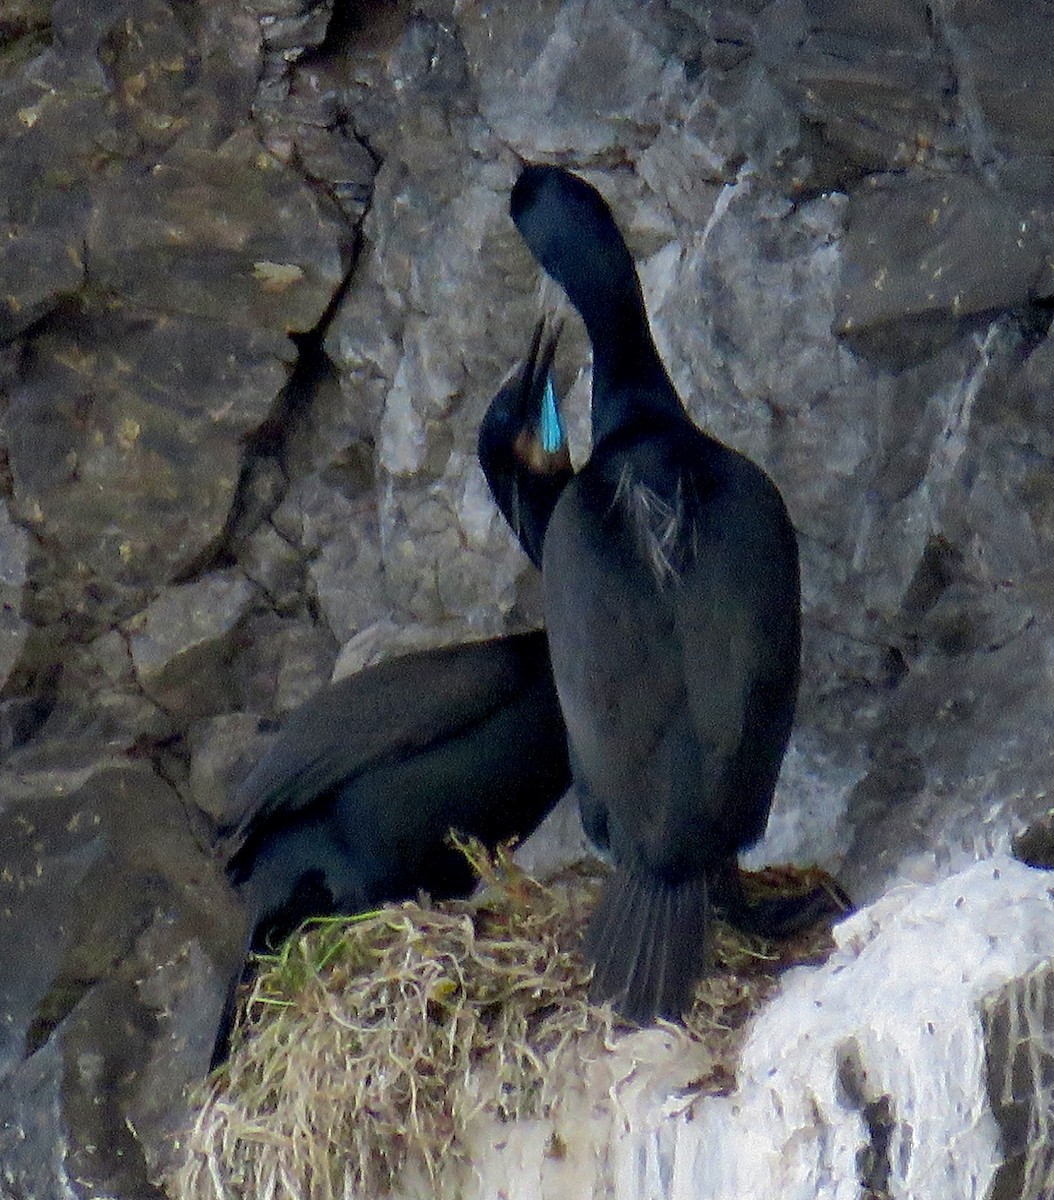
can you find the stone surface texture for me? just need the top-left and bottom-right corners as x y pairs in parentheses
(1, 0), (1054, 1196)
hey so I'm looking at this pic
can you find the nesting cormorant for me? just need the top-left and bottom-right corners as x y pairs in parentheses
(213, 631), (569, 1064)
(511, 163), (803, 1024)
(478, 317), (572, 568)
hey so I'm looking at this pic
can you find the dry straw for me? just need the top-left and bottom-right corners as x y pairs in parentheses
(170, 842), (839, 1200)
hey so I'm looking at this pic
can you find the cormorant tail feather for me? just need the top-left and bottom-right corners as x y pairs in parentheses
(585, 869), (710, 1025)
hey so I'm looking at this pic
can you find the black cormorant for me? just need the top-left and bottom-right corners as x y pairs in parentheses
(511, 163), (803, 1024)
(478, 317), (572, 568)
(213, 631), (569, 1063)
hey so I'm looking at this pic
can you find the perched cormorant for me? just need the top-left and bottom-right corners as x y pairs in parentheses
(478, 317), (572, 568)
(213, 631), (569, 1064)
(511, 163), (803, 1024)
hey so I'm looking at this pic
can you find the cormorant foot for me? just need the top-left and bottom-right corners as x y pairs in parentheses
(712, 859), (852, 939)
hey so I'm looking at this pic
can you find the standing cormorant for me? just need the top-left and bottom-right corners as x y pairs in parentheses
(478, 317), (572, 568)
(213, 631), (569, 1064)
(511, 163), (803, 1024)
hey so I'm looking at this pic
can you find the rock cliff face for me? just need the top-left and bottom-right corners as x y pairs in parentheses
(2, 0), (1054, 1196)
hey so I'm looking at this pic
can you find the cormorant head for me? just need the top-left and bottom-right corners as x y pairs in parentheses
(479, 316), (568, 476)
(478, 317), (571, 567)
(510, 164), (638, 308)
(510, 163), (681, 445)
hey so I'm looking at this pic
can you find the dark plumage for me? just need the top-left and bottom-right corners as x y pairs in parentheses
(511, 163), (803, 1024)
(478, 317), (572, 568)
(213, 631), (569, 1063)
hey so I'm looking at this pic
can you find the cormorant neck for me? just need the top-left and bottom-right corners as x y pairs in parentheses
(577, 278), (658, 378)
(590, 297), (681, 429)
(535, 243), (683, 446)
(584, 291), (684, 447)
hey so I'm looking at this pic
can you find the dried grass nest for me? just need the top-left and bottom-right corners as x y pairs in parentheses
(170, 841), (842, 1200)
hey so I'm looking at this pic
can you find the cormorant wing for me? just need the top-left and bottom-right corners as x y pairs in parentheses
(671, 456), (800, 851)
(545, 440), (798, 872)
(227, 632), (549, 851)
(541, 467), (689, 838)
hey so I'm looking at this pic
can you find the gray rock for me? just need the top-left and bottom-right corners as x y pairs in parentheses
(838, 174), (1053, 353)
(127, 573), (256, 717)
(230, 608), (338, 717)
(325, 144), (549, 624)
(252, 0), (333, 57)
(466, 0), (688, 159)
(3, 304), (293, 635)
(0, 224), (84, 341)
(759, 0), (957, 172)
(935, 0), (1054, 165)
(240, 521), (306, 614)
(188, 711), (273, 825)
(0, 755), (243, 1197)
(274, 117), (378, 224)
(0, 501), (31, 691)
(271, 473), (389, 644)
(87, 150), (348, 334)
(51, 628), (176, 753)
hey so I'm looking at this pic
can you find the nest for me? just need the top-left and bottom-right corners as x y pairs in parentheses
(169, 843), (840, 1200)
